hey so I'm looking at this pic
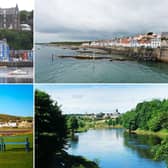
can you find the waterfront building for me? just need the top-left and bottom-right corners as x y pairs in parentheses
(161, 32), (168, 48)
(0, 4), (20, 30)
(151, 37), (161, 48)
(0, 39), (10, 61)
(81, 42), (90, 47)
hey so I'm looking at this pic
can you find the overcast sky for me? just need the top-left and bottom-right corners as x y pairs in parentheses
(35, 85), (168, 114)
(0, 0), (34, 10)
(35, 0), (168, 42)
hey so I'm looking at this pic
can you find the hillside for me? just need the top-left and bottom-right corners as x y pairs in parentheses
(0, 114), (33, 122)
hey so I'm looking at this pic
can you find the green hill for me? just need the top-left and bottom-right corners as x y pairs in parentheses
(0, 114), (33, 122)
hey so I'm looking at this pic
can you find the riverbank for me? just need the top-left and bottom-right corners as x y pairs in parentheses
(75, 119), (123, 133)
(50, 151), (99, 168)
(132, 129), (168, 138)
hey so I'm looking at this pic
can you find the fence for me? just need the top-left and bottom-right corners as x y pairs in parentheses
(0, 137), (30, 152)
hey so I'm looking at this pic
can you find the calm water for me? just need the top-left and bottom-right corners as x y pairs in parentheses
(67, 129), (166, 168)
(35, 45), (168, 83)
(0, 67), (33, 83)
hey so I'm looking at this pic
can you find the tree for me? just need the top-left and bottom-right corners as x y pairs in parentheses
(69, 117), (79, 134)
(121, 99), (168, 132)
(152, 138), (168, 166)
(35, 90), (67, 167)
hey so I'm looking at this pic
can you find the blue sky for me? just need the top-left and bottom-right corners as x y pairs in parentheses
(0, 85), (33, 116)
(35, 84), (168, 114)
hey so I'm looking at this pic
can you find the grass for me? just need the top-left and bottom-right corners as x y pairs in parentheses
(0, 134), (33, 168)
(76, 119), (123, 133)
(133, 129), (168, 138)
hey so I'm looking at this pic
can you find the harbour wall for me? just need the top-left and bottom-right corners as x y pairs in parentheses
(92, 46), (168, 62)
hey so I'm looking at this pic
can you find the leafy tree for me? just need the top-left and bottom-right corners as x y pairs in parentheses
(107, 119), (113, 126)
(35, 90), (67, 167)
(68, 116), (79, 134)
(121, 99), (168, 132)
(152, 138), (168, 166)
(0, 30), (33, 49)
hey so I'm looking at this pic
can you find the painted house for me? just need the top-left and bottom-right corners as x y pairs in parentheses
(0, 39), (10, 61)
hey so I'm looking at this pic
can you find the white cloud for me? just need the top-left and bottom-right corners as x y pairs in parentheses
(35, 85), (168, 114)
(0, 0), (34, 10)
(35, 0), (168, 42)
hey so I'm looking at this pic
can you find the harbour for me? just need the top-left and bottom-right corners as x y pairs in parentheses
(35, 45), (168, 83)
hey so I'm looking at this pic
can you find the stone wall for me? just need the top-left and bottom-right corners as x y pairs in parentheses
(159, 48), (168, 63)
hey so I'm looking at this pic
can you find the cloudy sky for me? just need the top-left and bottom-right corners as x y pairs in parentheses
(0, 0), (34, 10)
(35, 84), (168, 114)
(35, 0), (168, 42)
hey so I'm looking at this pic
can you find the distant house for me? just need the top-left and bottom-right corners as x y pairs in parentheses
(20, 24), (31, 31)
(18, 120), (33, 128)
(151, 37), (161, 48)
(161, 32), (168, 48)
(0, 121), (17, 128)
(0, 39), (10, 61)
(81, 42), (90, 47)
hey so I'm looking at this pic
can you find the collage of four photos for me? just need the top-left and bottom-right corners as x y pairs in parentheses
(0, 0), (168, 168)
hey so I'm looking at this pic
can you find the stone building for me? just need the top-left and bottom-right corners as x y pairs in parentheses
(161, 32), (168, 48)
(0, 4), (20, 30)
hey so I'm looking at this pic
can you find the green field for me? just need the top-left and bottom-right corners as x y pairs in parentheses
(0, 134), (33, 168)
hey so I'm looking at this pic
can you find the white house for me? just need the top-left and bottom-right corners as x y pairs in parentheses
(20, 24), (31, 31)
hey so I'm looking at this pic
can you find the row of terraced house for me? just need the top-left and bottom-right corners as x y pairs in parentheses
(82, 32), (168, 49)
(0, 120), (33, 128)
(0, 39), (33, 62)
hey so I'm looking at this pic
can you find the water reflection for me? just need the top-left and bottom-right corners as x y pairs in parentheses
(123, 132), (162, 160)
(67, 129), (166, 168)
(69, 135), (79, 150)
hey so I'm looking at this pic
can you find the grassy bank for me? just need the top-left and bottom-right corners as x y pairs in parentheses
(133, 129), (168, 138)
(0, 134), (33, 168)
(76, 119), (122, 133)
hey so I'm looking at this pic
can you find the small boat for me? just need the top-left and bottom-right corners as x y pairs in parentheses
(9, 69), (28, 75)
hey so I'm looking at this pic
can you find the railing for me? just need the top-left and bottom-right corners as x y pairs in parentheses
(0, 137), (30, 152)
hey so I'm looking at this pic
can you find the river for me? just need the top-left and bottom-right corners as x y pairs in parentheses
(67, 129), (166, 168)
(35, 45), (168, 83)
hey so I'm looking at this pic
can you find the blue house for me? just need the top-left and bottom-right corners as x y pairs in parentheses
(0, 39), (10, 61)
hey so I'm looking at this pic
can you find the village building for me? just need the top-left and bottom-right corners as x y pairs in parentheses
(0, 4), (20, 30)
(161, 32), (168, 48)
(18, 120), (33, 128)
(0, 121), (17, 128)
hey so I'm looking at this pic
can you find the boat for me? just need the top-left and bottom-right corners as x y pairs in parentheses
(9, 69), (28, 75)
